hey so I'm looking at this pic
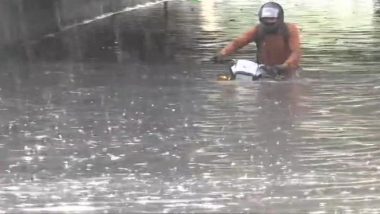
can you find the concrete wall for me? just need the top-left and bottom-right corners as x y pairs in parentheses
(0, 0), (161, 48)
(0, 0), (23, 47)
(57, 0), (157, 26)
(0, 0), (198, 65)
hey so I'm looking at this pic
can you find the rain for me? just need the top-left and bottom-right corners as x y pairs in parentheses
(0, 0), (380, 213)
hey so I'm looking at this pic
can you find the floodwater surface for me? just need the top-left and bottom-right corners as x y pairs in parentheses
(0, 0), (380, 213)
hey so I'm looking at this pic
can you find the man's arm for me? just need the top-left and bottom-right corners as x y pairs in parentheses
(219, 26), (259, 57)
(283, 23), (302, 70)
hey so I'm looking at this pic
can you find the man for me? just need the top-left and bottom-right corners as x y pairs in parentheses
(214, 2), (302, 78)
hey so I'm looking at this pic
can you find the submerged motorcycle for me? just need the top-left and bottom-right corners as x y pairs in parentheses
(217, 59), (286, 81)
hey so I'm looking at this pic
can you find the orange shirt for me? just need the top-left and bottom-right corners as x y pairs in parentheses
(221, 23), (302, 71)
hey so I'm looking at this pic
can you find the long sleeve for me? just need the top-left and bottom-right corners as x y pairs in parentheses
(220, 26), (259, 57)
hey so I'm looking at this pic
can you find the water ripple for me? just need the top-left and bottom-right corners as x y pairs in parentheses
(1, 0), (380, 213)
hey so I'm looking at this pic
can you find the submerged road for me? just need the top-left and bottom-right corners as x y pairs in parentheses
(0, 0), (380, 213)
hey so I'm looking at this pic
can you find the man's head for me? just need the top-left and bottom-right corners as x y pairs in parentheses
(258, 2), (284, 33)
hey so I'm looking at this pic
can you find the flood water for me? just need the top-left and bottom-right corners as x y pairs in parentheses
(1, 0), (380, 213)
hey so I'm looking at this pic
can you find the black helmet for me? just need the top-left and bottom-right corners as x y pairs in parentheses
(258, 2), (284, 23)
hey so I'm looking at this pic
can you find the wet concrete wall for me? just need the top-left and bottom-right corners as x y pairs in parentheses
(57, 0), (157, 27)
(0, 0), (161, 49)
(0, 0), (59, 45)
(0, 0), (198, 66)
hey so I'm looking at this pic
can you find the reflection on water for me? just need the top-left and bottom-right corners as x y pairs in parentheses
(1, 0), (380, 213)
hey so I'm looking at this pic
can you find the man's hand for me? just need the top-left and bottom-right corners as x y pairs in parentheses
(273, 63), (288, 75)
(262, 63), (289, 78)
(211, 53), (224, 63)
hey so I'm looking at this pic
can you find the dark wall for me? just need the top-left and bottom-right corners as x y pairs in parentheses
(0, 0), (23, 47)
(0, 0), (195, 65)
(0, 0), (59, 48)
(57, 0), (155, 26)
(22, 2), (180, 64)
(0, 0), (159, 48)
